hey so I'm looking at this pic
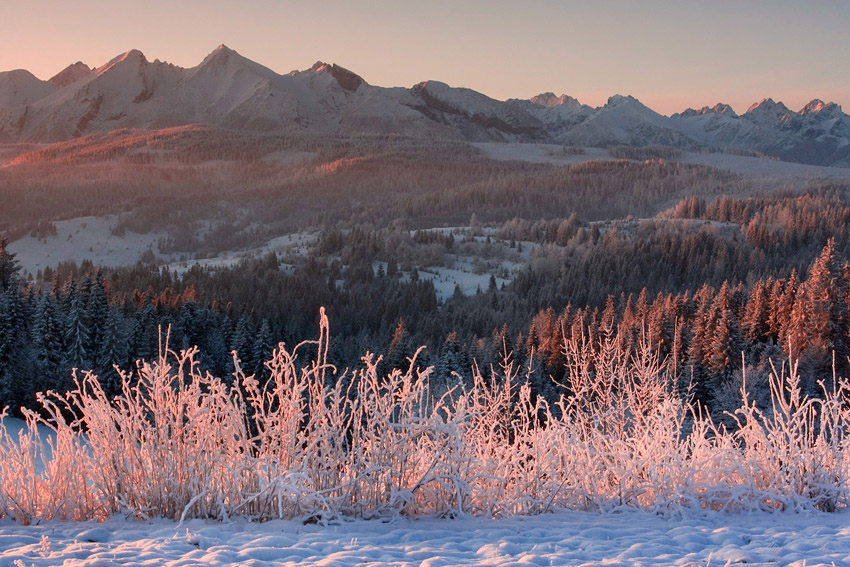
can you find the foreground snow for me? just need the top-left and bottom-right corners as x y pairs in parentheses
(1, 510), (847, 566)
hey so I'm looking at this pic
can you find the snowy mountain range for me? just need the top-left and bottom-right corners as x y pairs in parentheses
(1, 46), (849, 167)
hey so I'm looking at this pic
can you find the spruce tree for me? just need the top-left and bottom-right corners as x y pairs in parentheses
(31, 293), (64, 392)
(0, 287), (25, 408)
(706, 282), (742, 381)
(86, 271), (109, 371)
(98, 307), (128, 396)
(64, 283), (91, 371)
(251, 318), (275, 380)
(0, 240), (21, 293)
(230, 315), (254, 373)
(801, 240), (849, 372)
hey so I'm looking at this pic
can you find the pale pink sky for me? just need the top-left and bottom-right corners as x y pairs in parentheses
(2, 0), (848, 115)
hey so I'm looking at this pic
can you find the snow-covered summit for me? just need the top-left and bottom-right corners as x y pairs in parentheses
(409, 80), (546, 141)
(547, 93), (703, 149)
(1, 47), (849, 165)
(672, 103), (737, 118)
(508, 92), (592, 135)
(48, 62), (94, 88)
(0, 69), (55, 108)
(744, 98), (794, 124)
(96, 49), (148, 76)
(306, 61), (365, 92)
(528, 92), (583, 109)
(604, 94), (640, 107)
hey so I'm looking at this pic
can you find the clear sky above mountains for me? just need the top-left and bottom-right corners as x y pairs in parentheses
(2, 0), (848, 115)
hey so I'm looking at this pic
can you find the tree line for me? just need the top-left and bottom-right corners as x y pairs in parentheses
(3, 238), (850, 420)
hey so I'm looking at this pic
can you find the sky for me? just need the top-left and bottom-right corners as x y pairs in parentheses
(1, 0), (848, 115)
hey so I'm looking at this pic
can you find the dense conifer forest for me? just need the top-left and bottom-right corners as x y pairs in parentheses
(3, 160), (850, 420)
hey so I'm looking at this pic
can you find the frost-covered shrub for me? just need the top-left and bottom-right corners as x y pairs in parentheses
(1, 311), (850, 523)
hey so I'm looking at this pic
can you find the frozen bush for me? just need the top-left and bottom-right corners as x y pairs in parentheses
(1, 311), (850, 523)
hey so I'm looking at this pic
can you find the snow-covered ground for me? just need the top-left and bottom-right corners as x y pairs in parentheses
(0, 509), (848, 566)
(7, 215), (166, 274)
(8, 216), (319, 277)
(474, 142), (850, 179)
(474, 143), (612, 166)
(415, 266), (510, 300)
(163, 232), (318, 275)
(9, 212), (519, 299)
(684, 151), (850, 179)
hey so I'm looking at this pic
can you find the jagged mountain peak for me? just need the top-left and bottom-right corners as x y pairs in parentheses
(744, 98), (795, 127)
(529, 92), (583, 109)
(199, 44), (248, 67)
(605, 94), (642, 108)
(745, 97), (791, 115)
(800, 98), (842, 116)
(98, 49), (147, 74)
(1, 45), (849, 166)
(195, 45), (287, 80)
(802, 98), (827, 113)
(710, 103), (737, 116)
(673, 103), (737, 119)
(745, 97), (772, 113)
(530, 91), (558, 105)
(188, 45), (284, 88)
(49, 62), (94, 88)
(307, 61), (365, 91)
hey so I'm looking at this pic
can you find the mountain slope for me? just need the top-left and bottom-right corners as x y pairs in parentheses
(671, 98), (850, 166)
(508, 92), (594, 136)
(1, 46), (849, 166)
(0, 70), (56, 108)
(0, 46), (545, 144)
(550, 95), (704, 149)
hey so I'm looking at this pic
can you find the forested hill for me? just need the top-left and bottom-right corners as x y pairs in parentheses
(3, 184), (850, 419)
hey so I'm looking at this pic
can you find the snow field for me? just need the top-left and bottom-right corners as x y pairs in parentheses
(414, 266), (510, 300)
(474, 142), (850, 179)
(8, 216), (320, 278)
(7, 215), (166, 274)
(1, 509), (849, 566)
(9, 211), (518, 301)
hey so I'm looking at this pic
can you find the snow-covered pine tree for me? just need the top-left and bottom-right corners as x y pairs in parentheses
(743, 279), (770, 344)
(777, 270), (801, 358)
(85, 271), (109, 372)
(802, 239), (849, 372)
(30, 292), (65, 392)
(706, 281), (742, 381)
(251, 318), (274, 380)
(97, 307), (128, 396)
(0, 239), (21, 293)
(0, 286), (26, 408)
(230, 315), (254, 375)
(64, 282), (91, 371)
